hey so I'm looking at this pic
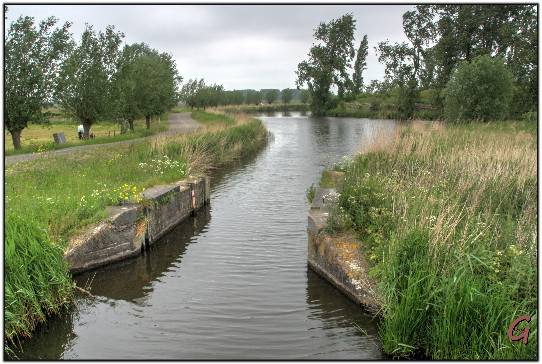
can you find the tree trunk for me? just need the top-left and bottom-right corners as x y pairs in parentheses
(120, 120), (128, 134)
(83, 121), (92, 139)
(145, 115), (151, 129)
(11, 129), (22, 150)
(128, 119), (134, 131)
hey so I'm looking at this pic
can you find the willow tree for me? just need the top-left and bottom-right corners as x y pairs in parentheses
(55, 24), (123, 138)
(110, 43), (150, 131)
(133, 50), (180, 128)
(281, 88), (294, 104)
(296, 14), (356, 115)
(5, 16), (71, 149)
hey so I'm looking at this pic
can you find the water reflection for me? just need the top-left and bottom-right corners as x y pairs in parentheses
(75, 206), (211, 303)
(15, 114), (396, 359)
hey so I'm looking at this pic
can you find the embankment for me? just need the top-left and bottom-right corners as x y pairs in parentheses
(218, 103), (309, 114)
(307, 181), (380, 315)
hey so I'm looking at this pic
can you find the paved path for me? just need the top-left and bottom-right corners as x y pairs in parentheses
(5, 113), (200, 166)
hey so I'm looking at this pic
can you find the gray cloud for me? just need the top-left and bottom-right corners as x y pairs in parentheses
(5, 4), (413, 90)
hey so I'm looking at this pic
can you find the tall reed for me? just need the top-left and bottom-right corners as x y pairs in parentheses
(335, 121), (537, 359)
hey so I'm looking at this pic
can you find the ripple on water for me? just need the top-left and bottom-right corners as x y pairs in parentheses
(16, 115), (396, 360)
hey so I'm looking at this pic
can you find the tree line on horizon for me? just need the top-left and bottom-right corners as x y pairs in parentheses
(179, 82), (309, 110)
(296, 5), (537, 121)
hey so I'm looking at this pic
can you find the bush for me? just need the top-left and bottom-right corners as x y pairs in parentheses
(444, 55), (513, 122)
(522, 111), (537, 123)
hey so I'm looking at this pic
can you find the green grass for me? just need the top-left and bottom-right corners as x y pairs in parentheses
(191, 110), (236, 126)
(5, 115), (168, 156)
(5, 111), (267, 346)
(218, 103), (309, 113)
(329, 120), (537, 359)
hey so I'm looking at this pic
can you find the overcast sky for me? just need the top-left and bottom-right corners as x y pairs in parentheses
(5, 4), (413, 90)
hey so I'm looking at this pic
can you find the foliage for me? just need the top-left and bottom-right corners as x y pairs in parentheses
(180, 79), (224, 110)
(281, 88), (294, 104)
(110, 43), (180, 131)
(306, 184), (316, 203)
(5, 214), (74, 345)
(5, 16), (72, 149)
(299, 89), (310, 104)
(444, 55), (513, 122)
(131, 48), (181, 127)
(372, 5), (537, 119)
(296, 14), (356, 115)
(263, 89), (280, 104)
(352, 35), (368, 94)
(521, 111), (537, 123)
(55, 24), (124, 138)
(245, 89), (263, 105)
(219, 103), (309, 114)
(335, 122), (537, 359)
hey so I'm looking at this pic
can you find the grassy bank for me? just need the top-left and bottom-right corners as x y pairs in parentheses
(217, 103), (309, 114)
(191, 110), (235, 126)
(5, 115), (168, 156)
(325, 92), (440, 121)
(326, 120), (537, 359)
(5, 112), (267, 347)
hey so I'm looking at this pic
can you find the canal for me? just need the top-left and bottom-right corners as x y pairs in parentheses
(16, 113), (396, 359)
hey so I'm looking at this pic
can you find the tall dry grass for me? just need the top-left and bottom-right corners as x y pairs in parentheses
(335, 120), (537, 359)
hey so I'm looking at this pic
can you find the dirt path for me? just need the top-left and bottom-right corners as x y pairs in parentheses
(5, 113), (200, 166)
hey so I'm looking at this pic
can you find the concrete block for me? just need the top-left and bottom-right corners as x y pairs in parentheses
(65, 175), (211, 274)
(308, 210), (328, 236)
(142, 183), (192, 245)
(311, 188), (339, 210)
(65, 204), (146, 273)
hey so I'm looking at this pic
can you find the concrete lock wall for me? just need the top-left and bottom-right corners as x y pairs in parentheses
(307, 186), (380, 315)
(65, 175), (210, 274)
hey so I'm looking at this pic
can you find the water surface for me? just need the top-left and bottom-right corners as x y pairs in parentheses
(16, 114), (396, 359)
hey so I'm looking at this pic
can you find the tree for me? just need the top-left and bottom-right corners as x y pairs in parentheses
(296, 14), (356, 115)
(55, 24), (123, 138)
(407, 5), (537, 113)
(110, 43), (150, 132)
(444, 55), (513, 122)
(264, 89), (279, 104)
(5, 16), (71, 149)
(132, 49), (180, 128)
(281, 88), (294, 104)
(299, 89), (310, 104)
(246, 89), (262, 105)
(352, 35), (368, 94)
(376, 8), (433, 120)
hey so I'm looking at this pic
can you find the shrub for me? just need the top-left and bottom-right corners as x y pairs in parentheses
(444, 55), (513, 122)
(522, 111), (537, 123)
